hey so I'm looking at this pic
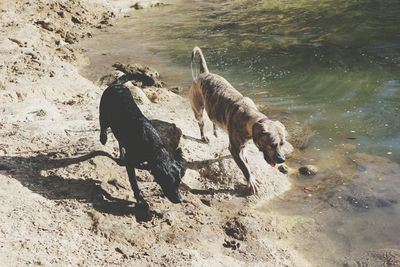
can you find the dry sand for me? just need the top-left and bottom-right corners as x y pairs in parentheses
(0, 1), (311, 266)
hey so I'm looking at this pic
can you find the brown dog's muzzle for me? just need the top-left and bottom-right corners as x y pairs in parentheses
(275, 154), (285, 164)
(264, 152), (285, 167)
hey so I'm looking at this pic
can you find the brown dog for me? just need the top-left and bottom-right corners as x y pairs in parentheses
(189, 47), (292, 194)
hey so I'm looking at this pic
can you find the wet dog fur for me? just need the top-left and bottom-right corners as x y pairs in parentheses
(189, 47), (292, 194)
(99, 84), (185, 208)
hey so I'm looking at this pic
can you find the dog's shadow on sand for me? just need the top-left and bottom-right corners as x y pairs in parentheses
(0, 151), (153, 222)
(182, 134), (205, 144)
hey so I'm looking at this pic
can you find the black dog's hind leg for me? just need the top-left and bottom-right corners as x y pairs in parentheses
(117, 143), (126, 166)
(126, 163), (149, 209)
(99, 103), (109, 145)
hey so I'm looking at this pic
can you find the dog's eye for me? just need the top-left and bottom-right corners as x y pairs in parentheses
(280, 142), (284, 146)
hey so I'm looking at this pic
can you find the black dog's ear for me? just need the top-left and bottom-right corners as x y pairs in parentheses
(172, 147), (186, 178)
(175, 160), (186, 179)
(180, 163), (187, 178)
(174, 147), (184, 161)
(176, 161), (186, 178)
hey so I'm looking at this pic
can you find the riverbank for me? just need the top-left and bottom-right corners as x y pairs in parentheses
(0, 1), (309, 266)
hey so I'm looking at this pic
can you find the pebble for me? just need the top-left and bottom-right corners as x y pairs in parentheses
(278, 164), (288, 174)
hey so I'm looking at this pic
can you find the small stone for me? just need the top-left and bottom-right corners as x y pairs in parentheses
(278, 164), (288, 174)
(64, 34), (75, 44)
(71, 16), (81, 24)
(200, 198), (211, 207)
(299, 165), (318, 176)
(131, 3), (144, 9)
(303, 184), (318, 193)
(115, 247), (128, 259)
(35, 20), (54, 31)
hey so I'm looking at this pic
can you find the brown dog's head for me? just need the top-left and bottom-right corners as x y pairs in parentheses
(252, 119), (293, 167)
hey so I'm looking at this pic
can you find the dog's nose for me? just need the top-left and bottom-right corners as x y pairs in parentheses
(275, 155), (285, 164)
(168, 191), (183, 204)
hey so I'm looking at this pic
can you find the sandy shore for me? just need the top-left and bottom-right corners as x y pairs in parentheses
(0, 1), (314, 266)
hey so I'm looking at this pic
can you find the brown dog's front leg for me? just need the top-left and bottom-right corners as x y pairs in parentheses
(229, 140), (261, 194)
(198, 121), (209, 143)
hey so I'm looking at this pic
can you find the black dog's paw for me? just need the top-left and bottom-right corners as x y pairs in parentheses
(116, 158), (126, 166)
(136, 200), (150, 211)
(115, 158), (125, 166)
(100, 133), (108, 145)
(202, 136), (210, 144)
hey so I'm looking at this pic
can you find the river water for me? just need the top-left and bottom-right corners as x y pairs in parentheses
(80, 0), (400, 265)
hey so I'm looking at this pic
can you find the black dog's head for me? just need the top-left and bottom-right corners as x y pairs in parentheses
(151, 150), (186, 203)
(252, 120), (293, 167)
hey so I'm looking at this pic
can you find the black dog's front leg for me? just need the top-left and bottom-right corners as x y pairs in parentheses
(126, 164), (149, 210)
(116, 143), (126, 166)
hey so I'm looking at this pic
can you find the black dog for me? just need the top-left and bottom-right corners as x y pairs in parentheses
(99, 84), (185, 208)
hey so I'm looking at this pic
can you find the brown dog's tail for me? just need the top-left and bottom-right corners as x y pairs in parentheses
(191, 46), (209, 81)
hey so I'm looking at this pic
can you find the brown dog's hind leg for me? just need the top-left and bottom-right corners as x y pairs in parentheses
(213, 123), (218, 138)
(190, 84), (209, 143)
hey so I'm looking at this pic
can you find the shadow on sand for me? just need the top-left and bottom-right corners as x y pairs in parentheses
(0, 150), (153, 222)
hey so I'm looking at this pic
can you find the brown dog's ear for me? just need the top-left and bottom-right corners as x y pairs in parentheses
(252, 122), (265, 136)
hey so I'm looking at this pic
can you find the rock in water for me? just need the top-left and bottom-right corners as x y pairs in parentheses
(278, 164), (289, 174)
(299, 165), (318, 176)
(112, 63), (162, 87)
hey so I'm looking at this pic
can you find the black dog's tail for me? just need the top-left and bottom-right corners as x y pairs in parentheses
(191, 47), (209, 81)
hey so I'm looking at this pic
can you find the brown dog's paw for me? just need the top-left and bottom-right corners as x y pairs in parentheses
(202, 136), (210, 144)
(248, 176), (262, 194)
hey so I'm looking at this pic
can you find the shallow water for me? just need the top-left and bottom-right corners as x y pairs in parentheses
(82, 0), (400, 162)
(80, 0), (400, 265)
(264, 149), (400, 265)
